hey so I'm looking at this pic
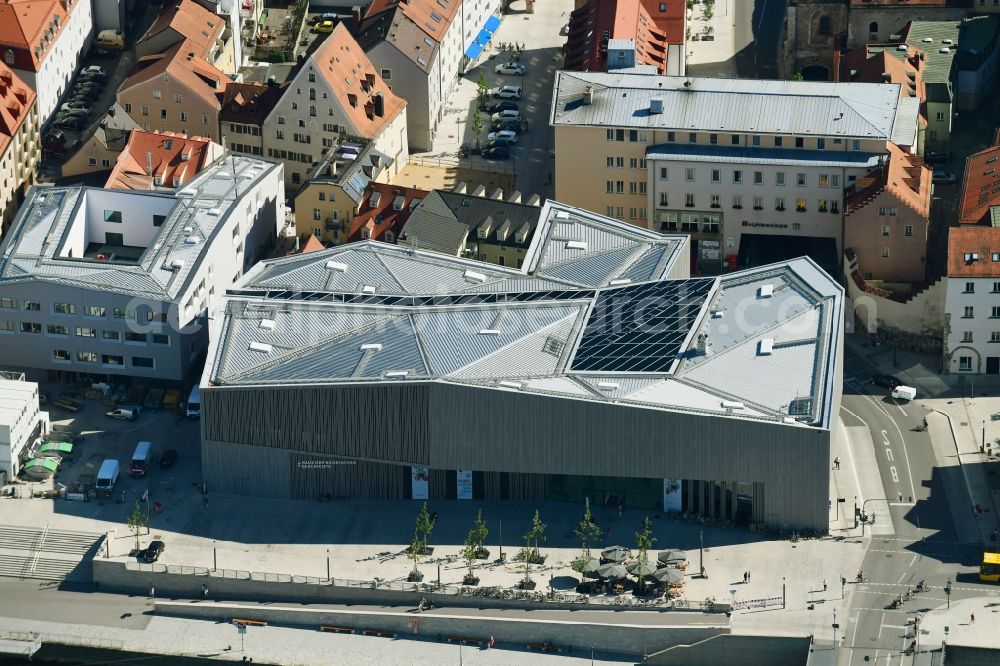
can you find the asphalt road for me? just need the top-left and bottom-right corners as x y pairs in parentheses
(735, 0), (787, 79)
(0, 580), (154, 629)
(839, 348), (987, 665)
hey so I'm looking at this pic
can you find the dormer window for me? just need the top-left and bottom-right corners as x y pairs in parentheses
(4, 50), (13, 65)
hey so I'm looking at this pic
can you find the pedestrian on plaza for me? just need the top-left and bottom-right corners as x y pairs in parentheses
(993, 529), (998, 543)
(743, 571), (747, 584)
(833, 457), (840, 470)
(202, 495), (209, 509)
(823, 579), (827, 592)
(971, 613), (976, 624)
(488, 635), (495, 649)
(618, 502), (623, 518)
(747, 570), (751, 582)
(201, 583), (208, 599)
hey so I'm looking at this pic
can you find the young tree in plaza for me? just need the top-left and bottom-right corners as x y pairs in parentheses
(573, 505), (601, 557)
(127, 504), (148, 554)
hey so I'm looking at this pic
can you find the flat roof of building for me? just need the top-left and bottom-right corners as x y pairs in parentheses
(0, 154), (282, 301)
(551, 71), (910, 140)
(211, 202), (842, 428)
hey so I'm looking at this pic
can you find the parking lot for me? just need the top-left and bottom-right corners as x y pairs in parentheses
(419, 0), (572, 200)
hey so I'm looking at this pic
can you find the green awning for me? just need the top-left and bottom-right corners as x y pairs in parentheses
(39, 442), (73, 455)
(25, 458), (59, 472)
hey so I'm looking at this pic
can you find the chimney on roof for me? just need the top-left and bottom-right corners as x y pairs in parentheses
(353, 5), (362, 23)
(267, 75), (277, 87)
(373, 92), (384, 118)
(683, 79), (693, 89)
(145, 151), (153, 178)
(649, 97), (663, 114)
(583, 85), (594, 105)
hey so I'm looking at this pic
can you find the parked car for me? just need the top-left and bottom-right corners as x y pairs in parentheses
(871, 374), (903, 389)
(72, 83), (100, 94)
(486, 130), (518, 144)
(488, 137), (517, 148)
(491, 109), (521, 123)
(482, 100), (518, 113)
(43, 130), (66, 148)
(932, 171), (957, 184)
(481, 146), (510, 160)
(53, 116), (83, 130)
(60, 103), (91, 115)
(315, 20), (335, 33)
(143, 540), (165, 563)
(321, 12), (338, 20)
(81, 65), (106, 77)
(924, 150), (952, 165)
(106, 408), (137, 421)
(492, 85), (522, 99)
(160, 449), (178, 469)
(492, 118), (521, 132)
(495, 62), (525, 76)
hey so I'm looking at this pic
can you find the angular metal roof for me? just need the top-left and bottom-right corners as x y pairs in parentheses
(0, 155), (282, 302)
(551, 71), (908, 140)
(209, 203), (843, 428)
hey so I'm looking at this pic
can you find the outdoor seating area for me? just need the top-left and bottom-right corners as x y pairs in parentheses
(571, 546), (689, 599)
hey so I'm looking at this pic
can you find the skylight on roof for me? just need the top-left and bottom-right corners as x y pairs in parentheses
(248, 341), (272, 353)
(609, 278), (631, 286)
(424, 37), (433, 47)
(597, 381), (620, 390)
(258, 318), (276, 330)
(758, 338), (774, 355)
(361, 284), (377, 294)
(464, 269), (488, 283)
(325, 261), (349, 272)
(361, 343), (383, 351)
(384, 370), (409, 379)
(758, 284), (774, 298)
(498, 380), (523, 389)
(478, 329), (501, 335)
(566, 240), (587, 251)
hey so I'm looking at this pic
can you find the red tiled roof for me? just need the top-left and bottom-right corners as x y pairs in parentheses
(139, 0), (223, 59)
(349, 181), (427, 243)
(364, 0), (460, 44)
(846, 143), (931, 216)
(0, 0), (68, 71)
(563, 0), (681, 75)
(220, 81), (285, 126)
(296, 234), (325, 254)
(959, 130), (1000, 225)
(0, 62), (33, 156)
(120, 40), (226, 109)
(106, 130), (213, 190)
(948, 226), (1000, 278)
(839, 45), (926, 126)
(310, 23), (405, 139)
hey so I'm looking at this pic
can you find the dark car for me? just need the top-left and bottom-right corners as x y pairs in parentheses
(54, 116), (83, 130)
(924, 150), (952, 165)
(143, 540), (165, 563)
(160, 449), (178, 469)
(43, 130), (66, 148)
(482, 100), (518, 114)
(481, 146), (510, 160)
(492, 119), (521, 132)
(871, 374), (903, 389)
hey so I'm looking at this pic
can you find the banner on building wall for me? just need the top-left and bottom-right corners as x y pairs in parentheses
(412, 466), (429, 500)
(663, 478), (682, 512)
(457, 470), (473, 500)
(701, 240), (720, 260)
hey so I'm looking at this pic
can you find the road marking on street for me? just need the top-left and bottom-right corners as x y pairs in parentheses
(877, 612), (887, 639)
(908, 554), (917, 567)
(850, 612), (861, 652)
(890, 467), (899, 482)
(896, 573), (906, 584)
(888, 502), (916, 506)
(848, 382), (918, 502)
(840, 405), (868, 506)
(882, 624), (907, 630)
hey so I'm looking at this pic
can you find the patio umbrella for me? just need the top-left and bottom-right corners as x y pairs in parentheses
(601, 546), (630, 563)
(657, 549), (687, 565)
(596, 563), (629, 579)
(652, 568), (684, 584)
(571, 555), (601, 574)
(550, 575), (580, 591)
(626, 560), (657, 577)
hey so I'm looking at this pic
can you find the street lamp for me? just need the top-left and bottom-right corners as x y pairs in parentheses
(945, 579), (952, 609)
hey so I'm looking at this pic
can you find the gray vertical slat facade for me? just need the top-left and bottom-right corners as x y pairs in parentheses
(202, 374), (835, 530)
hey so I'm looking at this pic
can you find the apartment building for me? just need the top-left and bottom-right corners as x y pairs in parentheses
(293, 139), (394, 244)
(0, 154), (284, 381)
(844, 143), (931, 283)
(563, 0), (685, 75)
(219, 81), (284, 157)
(355, 0), (501, 150)
(945, 226), (1000, 374)
(0, 373), (47, 482)
(0, 0), (93, 123)
(262, 23), (407, 189)
(349, 182), (427, 244)
(0, 64), (39, 234)
(550, 71), (920, 273)
(117, 41), (227, 142)
(105, 129), (223, 191)
(136, 0), (239, 76)
(61, 103), (139, 178)
(400, 187), (539, 267)
(959, 130), (1000, 225)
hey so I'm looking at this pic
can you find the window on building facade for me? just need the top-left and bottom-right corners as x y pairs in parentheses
(731, 134), (740, 145)
(733, 170), (743, 184)
(659, 166), (668, 180)
(710, 194), (720, 208)
(685, 194), (695, 207)
(776, 172), (785, 186)
(753, 196), (763, 210)
(776, 197), (785, 211)
(754, 171), (763, 185)
(964, 306), (974, 318)
(752, 135), (761, 146)
(774, 137), (783, 148)
(992, 331), (1000, 343)
(796, 198), (807, 212)
(52, 349), (70, 361)
(965, 281), (975, 293)
(711, 169), (720, 183)
(77, 351), (97, 363)
(667, 131), (675, 142)
(733, 195), (743, 208)
(685, 168), (695, 182)
(46, 325), (67, 336)
(709, 133), (718, 144)
(882, 225), (890, 237)
(23, 301), (39, 311)
(102, 354), (123, 366)
(796, 173), (806, 186)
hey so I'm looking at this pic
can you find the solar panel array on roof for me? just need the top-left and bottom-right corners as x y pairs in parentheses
(571, 278), (714, 373)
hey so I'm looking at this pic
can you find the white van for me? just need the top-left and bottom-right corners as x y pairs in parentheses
(891, 385), (917, 401)
(130, 441), (152, 478)
(106, 408), (137, 421)
(95, 30), (125, 50)
(186, 385), (201, 419)
(96, 459), (120, 496)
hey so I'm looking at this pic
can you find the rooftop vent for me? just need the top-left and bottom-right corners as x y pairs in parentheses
(896, 44), (908, 51)
(609, 278), (631, 286)
(325, 260), (349, 272)
(649, 97), (663, 114)
(258, 318), (275, 330)
(170, 259), (184, 270)
(248, 341), (272, 353)
(721, 400), (744, 410)
(758, 283), (774, 298)
(583, 85), (594, 105)
(695, 332), (708, 353)
(464, 269), (488, 282)
(498, 380), (523, 389)
(711, 309), (724, 318)
(184, 236), (200, 245)
(596, 381), (620, 391)
(478, 329), (501, 335)
(922, 37), (933, 43)
(555, 210), (570, 220)
(384, 370), (409, 379)
(758, 338), (774, 355)
(566, 240), (587, 250)
(942, 39), (954, 45)
(360, 343), (383, 351)
(939, 47), (950, 54)
(361, 284), (377, 294)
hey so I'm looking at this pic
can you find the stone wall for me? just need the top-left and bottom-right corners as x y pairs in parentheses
(785, 2), (851, 79)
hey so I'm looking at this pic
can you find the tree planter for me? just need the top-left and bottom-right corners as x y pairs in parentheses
(475, 548), (490, 560)
(463, 574), (480, 586)
(408, 570), (425, 582)
(518, 579), (536, 590)
(420, 546), (434, 557)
